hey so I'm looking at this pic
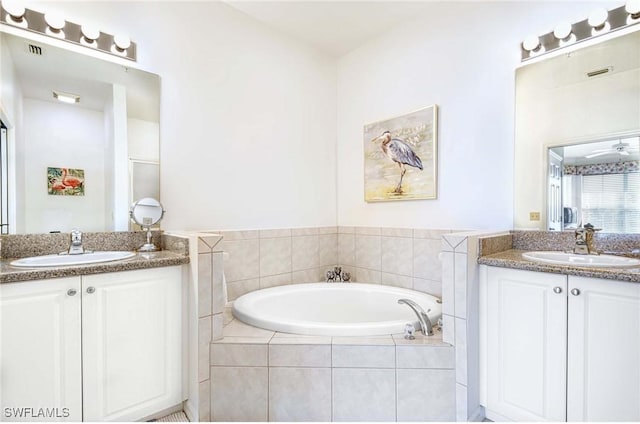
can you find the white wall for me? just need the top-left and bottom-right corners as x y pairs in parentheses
(110, 84), (129, 231)
(103, 88), (114, 230)
(23, 1), (619, 233)
(29, 1), (337, 231)
(22, 98), (106, 233)
(128, 118), (159, 162)
(0, 36), (19, 125)
(336, 1), (618, 230)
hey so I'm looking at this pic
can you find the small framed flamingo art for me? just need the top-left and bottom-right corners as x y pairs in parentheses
(364, 105), (438, 202)
(48, 167), (85, 196)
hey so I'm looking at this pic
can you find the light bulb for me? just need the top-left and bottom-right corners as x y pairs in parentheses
(626, 0), (640, 19)
(522, 35), (541, 52)
(113, 34), (131, 51)
(2, 1), (25, 19)
(588, 8), (609, 32)
(553, 22), (572, 40)
(2, 0), (27, 27)
(81, 24), (100, 42)
(44, 12), (65, 31)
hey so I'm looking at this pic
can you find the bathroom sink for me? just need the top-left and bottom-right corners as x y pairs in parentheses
(522, 251), (640, 268)
(10, 251), (136, 268)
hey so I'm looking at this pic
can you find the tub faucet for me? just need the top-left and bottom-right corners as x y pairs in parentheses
(326, 267), (351, 282)
(68, 229), (85, 255)
(398, 298), (433, 336)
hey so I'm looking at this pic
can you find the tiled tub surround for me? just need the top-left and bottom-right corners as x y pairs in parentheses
(219, 226), (456, 302)
(219, 227), (340, 302)
(210, 316), (456, 422)
(478, 231), (640, 283)
(0, 232), (189, 284)
(170, 231), (226, 422)
(439, 230), (512, 422)
(186, 226), (498, 422)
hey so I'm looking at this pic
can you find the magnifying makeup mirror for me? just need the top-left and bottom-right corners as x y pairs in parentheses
(129, 197), (165, 252)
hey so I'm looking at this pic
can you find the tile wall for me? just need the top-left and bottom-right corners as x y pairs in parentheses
(337, 227), (452, 296)
(195, 234), (226, 422)
(219, 227), (339, 301)
(181, 225), (492, 422)
(440, 230), (509, 422)
(218, 226), (454, 302)
(210, 318), (456, 422)
(166, 231), (226, 422)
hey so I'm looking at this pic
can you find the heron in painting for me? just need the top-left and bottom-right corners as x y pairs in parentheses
(372, 131), (423, 194)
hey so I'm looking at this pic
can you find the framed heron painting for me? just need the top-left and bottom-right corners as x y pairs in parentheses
(364, 105), (438, 202)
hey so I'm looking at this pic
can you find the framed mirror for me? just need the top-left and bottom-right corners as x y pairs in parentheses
(0, 30), (160, 234)
(514, 28), (640, 232)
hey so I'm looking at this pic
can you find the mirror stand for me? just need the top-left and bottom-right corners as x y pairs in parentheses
(138, 226), (157, 252)
(129, 198), (165, 252)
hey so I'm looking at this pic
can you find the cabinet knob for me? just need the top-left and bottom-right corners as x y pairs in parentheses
(67, 288), (77, 296)
(571, 288), (580, 296)
(86, 286), (96, 294)
(553, 286), (563, 294)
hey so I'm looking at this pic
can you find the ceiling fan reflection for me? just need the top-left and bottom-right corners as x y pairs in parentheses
(584, 141), (639, 159)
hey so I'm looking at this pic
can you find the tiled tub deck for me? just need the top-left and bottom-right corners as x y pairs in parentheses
(210, 314), (455, 422)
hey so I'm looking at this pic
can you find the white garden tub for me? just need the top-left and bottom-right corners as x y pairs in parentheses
(232, 282), (442, 336)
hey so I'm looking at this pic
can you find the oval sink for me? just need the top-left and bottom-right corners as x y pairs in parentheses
(522, 251), (640, 268)
(10, 251), (136, 268)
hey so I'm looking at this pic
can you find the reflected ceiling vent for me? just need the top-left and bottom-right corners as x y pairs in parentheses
(26, 43), (43, 56)
(587, 66), (613, 77)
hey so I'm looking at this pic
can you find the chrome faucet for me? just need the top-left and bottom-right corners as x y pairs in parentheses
(326, 267), (351, 282)
(574, 223), (600, 255)
(68, 229), (85, 255)
(398, 298), (433, 336)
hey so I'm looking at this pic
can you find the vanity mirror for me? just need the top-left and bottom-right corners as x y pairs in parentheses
(514, 28), (640, 232)
(0, 30), (160, 234)
(129, 197), (164, 252)
(548, 135), (639, 233)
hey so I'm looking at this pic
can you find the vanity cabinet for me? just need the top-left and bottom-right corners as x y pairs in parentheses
(0, 266), (184, 422)
(480, 266), (640, 422)
(566, 275), (640, 421)
(0, 277), (83, 422)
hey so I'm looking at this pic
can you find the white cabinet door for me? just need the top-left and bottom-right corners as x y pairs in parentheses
(567, 276), (640, 422)
(81, 266), (183, 422)
(0, 277), (82, 422)
(483, 266), (568, 422)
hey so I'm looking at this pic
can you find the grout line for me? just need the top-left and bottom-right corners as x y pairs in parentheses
(330, 341), (333, 422)
(395, 363), (399, 422)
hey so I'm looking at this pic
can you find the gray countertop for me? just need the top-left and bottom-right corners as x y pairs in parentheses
(478, 249), (640, 283)
(1, 251), (189, 284)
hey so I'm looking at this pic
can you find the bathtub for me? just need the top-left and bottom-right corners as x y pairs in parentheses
(232, 282), (442, 336)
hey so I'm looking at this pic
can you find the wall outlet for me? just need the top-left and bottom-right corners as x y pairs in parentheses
(529, 211), (541, 221)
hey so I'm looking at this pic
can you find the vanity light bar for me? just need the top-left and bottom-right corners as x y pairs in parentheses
(521, 3), (639, 61)
(0, 5), (136, 62)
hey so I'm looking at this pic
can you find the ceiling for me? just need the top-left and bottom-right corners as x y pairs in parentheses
(556, 136), (640, 166)
(225, 1), (432, 56)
